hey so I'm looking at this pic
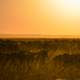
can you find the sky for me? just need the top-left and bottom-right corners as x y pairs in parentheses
(1, 0), (80, 37)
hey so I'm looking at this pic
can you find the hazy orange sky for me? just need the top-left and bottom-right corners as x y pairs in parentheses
(1, 0), (80, 36)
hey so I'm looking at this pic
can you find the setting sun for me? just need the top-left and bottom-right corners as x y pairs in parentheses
(64, 0), (80, 16)
(40, 0), (80, 16)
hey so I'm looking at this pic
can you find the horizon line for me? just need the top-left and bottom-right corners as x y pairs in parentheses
(0, 34), (80, 39)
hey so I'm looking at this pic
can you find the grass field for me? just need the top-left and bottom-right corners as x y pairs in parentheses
(0, 39), (80, 80)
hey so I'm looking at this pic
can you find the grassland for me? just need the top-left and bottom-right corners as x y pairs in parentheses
(0, 39), (80, 80)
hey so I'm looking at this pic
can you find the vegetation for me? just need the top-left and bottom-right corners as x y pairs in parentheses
(0, 39), (80, 80)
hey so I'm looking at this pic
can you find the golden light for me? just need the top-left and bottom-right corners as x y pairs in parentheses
(40, 0), (64, 16)
(1, 0), (80, 37)
(40, 0), (80, 16)
(64, 0), (80, 16)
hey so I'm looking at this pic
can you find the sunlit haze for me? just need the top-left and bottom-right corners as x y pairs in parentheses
(1, 0), (80, 38)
